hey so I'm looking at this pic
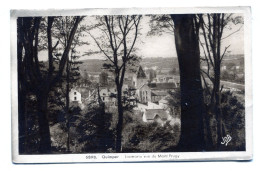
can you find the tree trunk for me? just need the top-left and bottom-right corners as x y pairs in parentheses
(66, 89), (70, 153)
(65, 61), (70, 153)
(17, 17), (27, 153)
(171, 14), (205, 151)
(115, 86), (123, 152)
(97, 85), (106, 151)
(18, 87), (28, 153)
(204, 106), (214, 150)
(36, 92), (51, 153)
(214, 61), (224, 147)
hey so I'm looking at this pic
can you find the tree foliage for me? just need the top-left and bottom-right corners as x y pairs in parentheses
(87, 15), (142, 152)
(75, 102), (115, 152)
(17, 16), (83, 153)
(122, 115), (179, 152)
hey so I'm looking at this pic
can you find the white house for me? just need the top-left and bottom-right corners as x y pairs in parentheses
(99, 87), (117, 106)
(69, 89), (82, 104)
(142, 109), (171, 126)
(221, 65), (227, 70)
(158, 98), (169, 109)
(147, 101), (162, 109)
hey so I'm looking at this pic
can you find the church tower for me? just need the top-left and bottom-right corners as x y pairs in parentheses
(132, 66), (147, 89)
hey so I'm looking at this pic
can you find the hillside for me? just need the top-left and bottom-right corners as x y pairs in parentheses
(78, 54), (244, 74)
(78, 57), (179, 73)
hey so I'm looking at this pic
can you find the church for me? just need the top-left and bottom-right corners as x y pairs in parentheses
(132, 65), (148, 89)
(132, 65), (178, 104)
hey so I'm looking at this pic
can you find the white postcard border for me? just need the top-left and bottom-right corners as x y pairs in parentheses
(11, 7), (252, 163)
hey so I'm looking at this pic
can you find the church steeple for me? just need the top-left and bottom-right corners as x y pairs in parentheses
(137, 66), (146, 78)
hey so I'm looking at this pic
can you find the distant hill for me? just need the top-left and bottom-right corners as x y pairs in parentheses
(78, 55), (244, 74)
(78, 57), (179, 74)
(79, 59), (104, 73)
(222, 54), (244, 61)
(141, 57), (179, 69)
(201, 54), (244, 67)
(222, 54), (244, 66)
(42, 54), (243, 75)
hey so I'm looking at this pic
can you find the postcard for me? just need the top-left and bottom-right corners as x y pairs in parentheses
(11, 7), (252, 163)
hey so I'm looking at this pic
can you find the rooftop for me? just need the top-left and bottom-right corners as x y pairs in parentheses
(148, 82), (177, 90)
(151, 91), (168, 96)
(136, 66), (147, 79)
(144, 109), (168, 120)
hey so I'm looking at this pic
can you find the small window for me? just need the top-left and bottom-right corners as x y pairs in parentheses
(74, 97), (77, 101)
(74, 92), (76, 95)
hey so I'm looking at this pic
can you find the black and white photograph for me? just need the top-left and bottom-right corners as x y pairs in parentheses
(10, 7), (252, 163)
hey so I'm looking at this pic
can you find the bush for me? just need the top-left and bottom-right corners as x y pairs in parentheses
(122, 114), (180, 152)
(221, 91), (245, 151)
(74, 102), (116, 153)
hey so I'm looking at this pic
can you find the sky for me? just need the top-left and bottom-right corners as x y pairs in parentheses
(38, 15), (244, 61)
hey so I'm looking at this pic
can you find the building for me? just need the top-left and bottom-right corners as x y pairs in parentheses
(147, 101), (161, 109)
(159, 68), (172, 74)
(137, 82), (177, 104)
(99, 87), (117, 106)
(138, 83), (177, 103)
(142, 109), (171, 126)
(137, 84), (151, 103)
(69, 89), (82, 104)
(151, 91), (168, 103)
(154, 74), (164, 83)
(162, 76), (174, 83)
(97, 84), (132, 107)
(132, 66), (148, 89)
(158, 98), (170, 109)
(221, 65), (227, 70)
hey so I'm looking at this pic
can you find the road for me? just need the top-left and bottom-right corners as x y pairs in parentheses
(204, 78), (245, 91)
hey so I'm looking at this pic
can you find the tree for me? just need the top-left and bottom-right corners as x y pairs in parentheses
(147, 69), (157, 82)
(148, 14), (206, 151)
(148, 15), (174, 36)
(122, 112), (179, 152)
(170, 14), (206, 151)
(75, 101), (115, 152)
(80, 70), (90, 85)
(52, 16), (87, 152)
(88, 15), (142, 152)
(149, 14), (243, 151)
(166, 89), (181, 117)
(199, 14), (244, 148)
(17, 16), (83, 153)
(99, 71), (108, 86)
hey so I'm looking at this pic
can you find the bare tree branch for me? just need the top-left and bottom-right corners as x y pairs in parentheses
(220, 45), (231, 62)
(87, 31), (115, 65)
(221, 25), (243, 40)
(126, 16), (141, 58)
(201, 69), (214, 83)
(200, 16), (215, 69)
(104, 16), (116, 51)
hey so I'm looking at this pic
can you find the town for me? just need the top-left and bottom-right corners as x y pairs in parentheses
(16, 14), (246, 154)
(69, 55), (244, 127)
(70, 63), (181, 126)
